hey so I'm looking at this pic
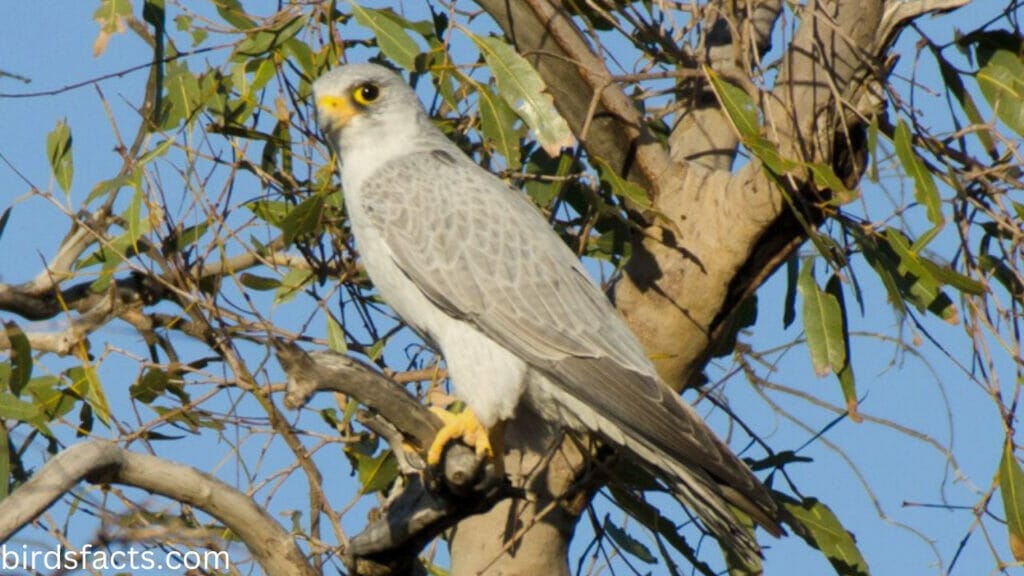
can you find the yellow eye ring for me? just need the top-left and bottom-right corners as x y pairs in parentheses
(352, 83), (380, 106)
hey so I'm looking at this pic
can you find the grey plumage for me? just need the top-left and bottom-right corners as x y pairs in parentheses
(313, 63), (783, 561)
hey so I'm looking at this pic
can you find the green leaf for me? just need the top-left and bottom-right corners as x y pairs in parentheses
(476, 81), (522, 170)
(4, 322), (32, 397)
(603, 514), (656, 564)
(162, 61), (203, 129)
(367, 338), (385, 362)
(471, 34), (574, 156)
(25, 375), (77, 421)
(885, 229), (959, 323)
(274, 269), (313, 305)
(745, 135), (795, 176)
(138, 138), (174, 166)
(979, 254), (1024, 302)
(67, 365), (111, 427)
(93, 0), (131, 57)
(854, 227), (905, 314)
(1013, 201), (1024, 222)
(86, 173), (133, 204)
(867, 117), (879, 183)
(175, 14), (208, 47)
(808, 162), (857, 205)
(341, 398), (359, 426)
(919, 258), (985, 295)
(977, 48), (1024, 137)
(94, 0), (132, 31)
(1000, 437), (1024, 561)
(783, 495), (870, 576)
(130, 368), (169, 404)
(0, 424), (9, 499)
(235, 16), (303, 58)
(593, 156), (651, 210)
(247, 199), (290, 227)
(126, 186), (144, 249)
(214, 0), (255, 29)
(886, 230), (937, 288)
(284, 38), (314, 77)
(46, 120), (74, 196)
(350, 3), (420, 71)
(608, 484), (714, 576)
(705, 68), (758, 139)
(825, 275), (860, 422)
(587, 218), (632, 265)
(893, 120), (943, 227)
(280, 194), (324, 246)
(240, 273), (282, 291)
(326, 315), (348, 354)
(0, 392), (39, 421)
(525, 149), (573, 208)
(356, 449), (398, 494)
(798, 262), (845, 377)
(235, 30), (276, 59)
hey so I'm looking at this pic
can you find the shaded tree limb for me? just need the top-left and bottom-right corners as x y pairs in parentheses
(274, 342), (517, 575)
(0, 440), (316, 576)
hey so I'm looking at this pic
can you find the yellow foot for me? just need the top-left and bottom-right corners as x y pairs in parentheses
(427, 407), (493, 466)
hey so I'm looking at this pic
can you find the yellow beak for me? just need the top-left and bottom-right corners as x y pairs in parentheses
(316, 95), (359, 132)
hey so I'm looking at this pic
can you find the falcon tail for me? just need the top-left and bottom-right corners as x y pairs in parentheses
(620, 430), (784, 563)
(530, 359), (785, 562)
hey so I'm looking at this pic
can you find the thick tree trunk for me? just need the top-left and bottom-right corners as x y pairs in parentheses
(447, 410), (586, 574)
(448, 0), (909, 573)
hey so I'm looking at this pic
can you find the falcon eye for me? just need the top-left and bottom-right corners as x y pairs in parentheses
(352, 83), (380, 105)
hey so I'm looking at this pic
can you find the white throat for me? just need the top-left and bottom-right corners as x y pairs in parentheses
(338, 109), (444, 194)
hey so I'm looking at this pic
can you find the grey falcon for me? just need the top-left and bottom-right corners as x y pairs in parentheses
(312, 63), (784, 560)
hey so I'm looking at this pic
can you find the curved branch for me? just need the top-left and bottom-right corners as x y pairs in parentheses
(274, 343), (515, 576)
(0, 440), (316, 576)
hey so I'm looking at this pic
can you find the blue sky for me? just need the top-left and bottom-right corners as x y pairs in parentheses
(0, 2), (1019, 575)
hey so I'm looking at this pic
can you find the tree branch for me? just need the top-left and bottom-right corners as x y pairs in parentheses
(0, 440), (316, 576)
(614, 0), (899, 388)
(274, 342), (515, 576)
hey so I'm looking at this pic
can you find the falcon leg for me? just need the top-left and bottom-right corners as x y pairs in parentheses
(427, 407), (496, 465)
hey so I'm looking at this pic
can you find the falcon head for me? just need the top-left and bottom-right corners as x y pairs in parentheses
(313, 64), (425, 158)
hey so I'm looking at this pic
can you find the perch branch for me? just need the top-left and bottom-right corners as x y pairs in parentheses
(274, 342), (515, 575)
